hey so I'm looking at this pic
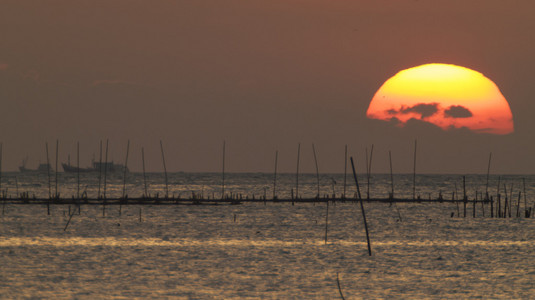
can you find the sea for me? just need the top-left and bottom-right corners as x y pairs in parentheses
(0, 172), (534, 298)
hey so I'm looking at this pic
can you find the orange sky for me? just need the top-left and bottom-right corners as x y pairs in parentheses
(1, 1), (535, 173)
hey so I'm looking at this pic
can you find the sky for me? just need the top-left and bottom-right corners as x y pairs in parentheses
(1, 0), (534, 174)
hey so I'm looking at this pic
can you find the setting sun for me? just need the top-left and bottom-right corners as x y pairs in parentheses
(367, 63), (514, 134)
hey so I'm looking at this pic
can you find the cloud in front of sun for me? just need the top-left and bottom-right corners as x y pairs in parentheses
(367, 63), (514, 135)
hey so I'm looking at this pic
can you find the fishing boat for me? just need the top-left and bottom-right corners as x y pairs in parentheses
(19, 157), (54, 173)
(62, 160), (128, 173)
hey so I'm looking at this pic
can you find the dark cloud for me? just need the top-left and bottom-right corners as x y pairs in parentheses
(444, 105), (473, 118)
(400, 103), (439, 119)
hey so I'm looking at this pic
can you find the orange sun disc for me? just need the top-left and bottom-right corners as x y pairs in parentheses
(366, 63), (514, 134)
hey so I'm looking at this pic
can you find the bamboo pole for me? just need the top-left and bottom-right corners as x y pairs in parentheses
(55, 140), (59, 198)
(473, 191), (476, 218)
(273, 150), (278, 199)
(142, 147), (148, 197)
(491, 195), (494, 218)
(121, 139), (130, 215)
(481, 191), (485, 217)
(516, 191), (521, 218)
(103, 139), (109, 199)
(295, 143), (300, 200)
(0, 142), (2, 198)
(77, 142), (80, 199)
(389, 150), (403, 221)
(160, 140), (169, 198)
(509, 183), (513, 218)
(503, 183), (508, 218)
(324, 201), (329, 244)
(365, 147), (369, 199)
(413, 140), (417, 200)
(486, 153), (492, 199)
(366, 145), (374, 200)
(0, 142), (3, 215)
(45, 142), (51, 215)
(98, 140), (103, 199)
(102, 139), (109, 218)
(463, 176), (467, 218)
(389, 150), (394, 199)
(454, 182), (459, 217)
(336, 272), (346, 300)
(312, 144), (320, 198)
(122, 140), (130, 199)
(497, 176), (501, 217)
(523, 178), (527, 215)
(350, 156), (371, 256)
(343, 145), (347, 199)
(221, 140), (225, 199)
(63, 206), (77, 231)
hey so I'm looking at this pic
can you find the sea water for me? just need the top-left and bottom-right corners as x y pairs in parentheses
(0, 173), (534, 298)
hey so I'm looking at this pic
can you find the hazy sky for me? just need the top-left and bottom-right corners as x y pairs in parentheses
(1, 0), (534, 174)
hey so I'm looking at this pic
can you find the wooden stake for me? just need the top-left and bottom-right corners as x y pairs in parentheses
(365, 147), (369, 199)
(0, 142), (2, 198)
(343, 145), (347, 199)
(509, 183), (513, 218)
(367, 144), (374, 200)
(45, 142), (51, 215)
(486, 152), (492, 199)
(122, 139), (130, 199)
(103, 139), (109, 199)
(121, 139), (130, 215)
(491, 195), (494, 218)
(312, 144), (320, 198)
(454, 182), (459, 217)
(388, 151), (402, 221)
(98, 140), (103, 199)
(389, 150), (394, 199)
(516, 191), (521, 218)
(0, 142), (3, 215)
(350, 157), (371, 256)
(336, 272), (346, 300)
(503, 184), (508, 218)
(413, 140), (417, 200)
(463, 176), (467, 218)
(221, 140), (225, 199)
(160, 140), (169, 198)
(481, 191), (485, 217)
(324, 201), (329, 244)
(497, 176), (501, 217)
(55, 139), (59, 198)
(473, 191), (476, 218)
(64, 205), (77, 231)
(273, 150), (278, 199)
(523, 178), (529, 218)
(296, 143), (300, 199)
(77, 141), (80, 199)
(142, 147), (148, 197)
